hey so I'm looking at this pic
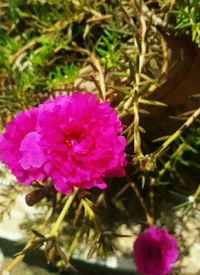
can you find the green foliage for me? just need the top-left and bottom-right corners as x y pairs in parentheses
(8, 0), (18, 24)
(174, 0), (200, 43)
(0, 32), (20, 68)
(47, 64), (80, 87)
(96, 29), (124, 69)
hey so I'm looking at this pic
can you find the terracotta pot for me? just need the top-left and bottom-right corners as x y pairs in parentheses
(142, 35), (200, 141)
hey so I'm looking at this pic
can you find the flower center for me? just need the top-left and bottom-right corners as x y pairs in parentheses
(146, 247), (161, 260)
(147, 249), (152, 257)
(65, 139), (72, 148)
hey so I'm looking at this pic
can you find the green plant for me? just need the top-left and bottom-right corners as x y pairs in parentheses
(0, 0), (200, 273)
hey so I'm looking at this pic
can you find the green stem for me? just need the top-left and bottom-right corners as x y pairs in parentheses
(49, 188), (78, 237)
(5, 254), (25, 273)
(158, 143), (186, 179)
(153, 107), (200, 160)
(194, 184), (200, 198)
(129, 180), (154, 225)
(4, 238), (35, 273)
(133, 98), (143, 157)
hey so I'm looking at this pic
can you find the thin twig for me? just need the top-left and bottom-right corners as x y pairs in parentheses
(129, 179), (154, 225)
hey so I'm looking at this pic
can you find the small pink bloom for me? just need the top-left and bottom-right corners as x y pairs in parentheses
(133, 226), (179, 275)
(0, 109), (46, 184)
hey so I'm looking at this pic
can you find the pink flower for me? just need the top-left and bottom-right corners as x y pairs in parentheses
(0, 108), (46, 184)
(37, 92), (126, 194)
(133, 226), (179, 275)
(0, 92), (126, 194)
